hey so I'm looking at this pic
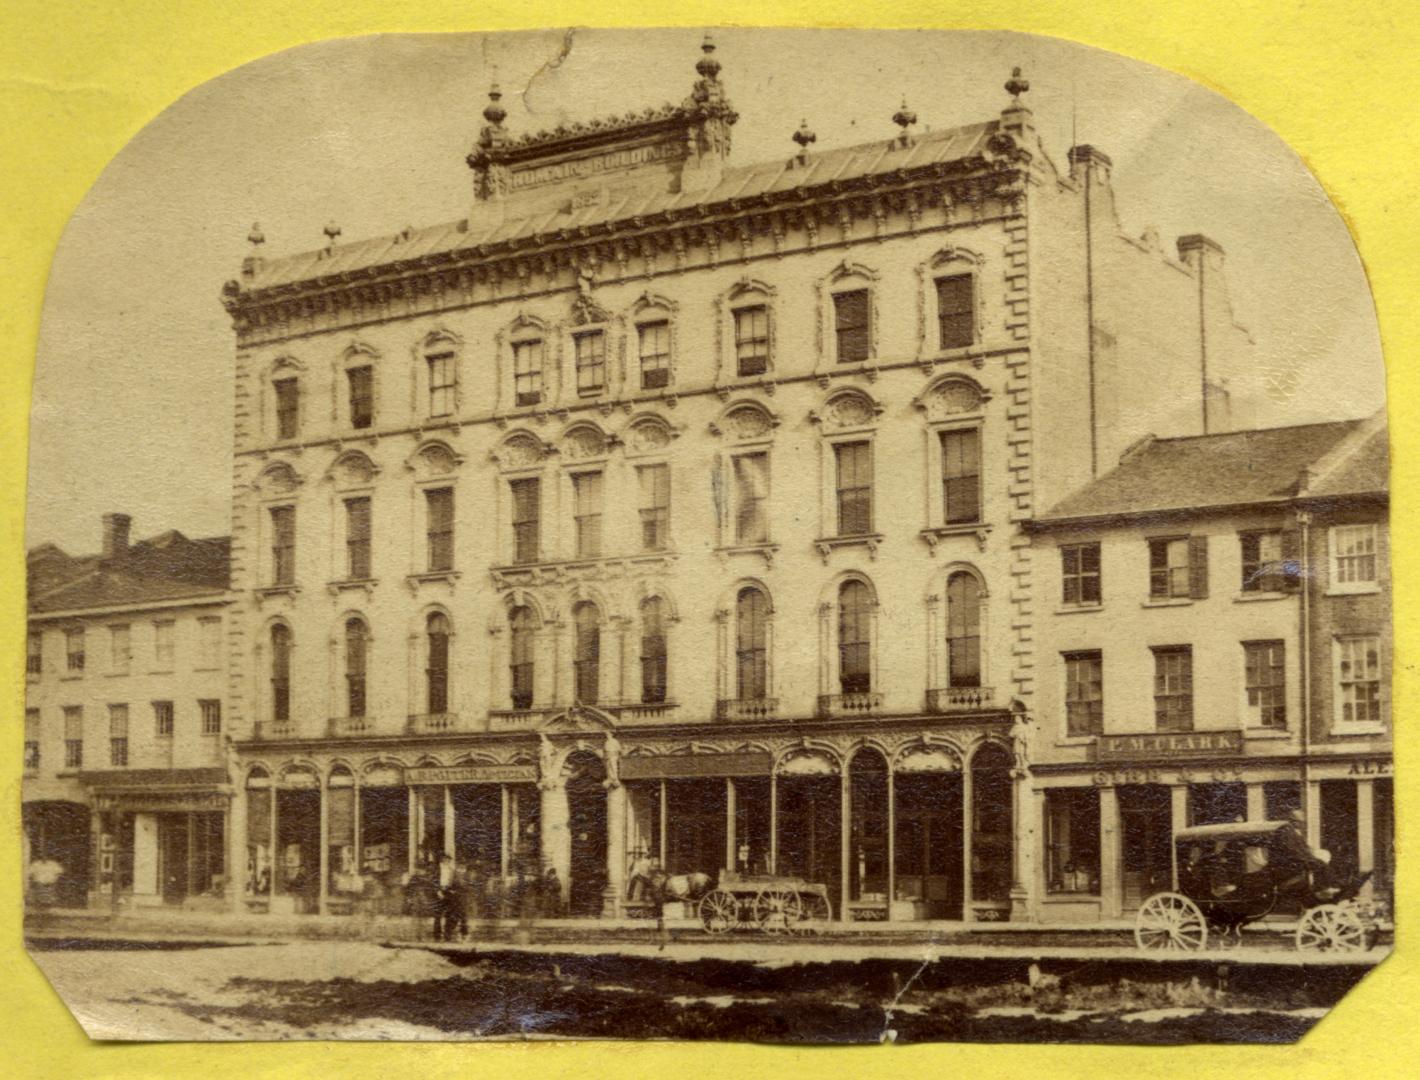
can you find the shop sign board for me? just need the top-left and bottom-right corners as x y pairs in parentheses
(405, 764), (537, 785)
(620, 751), (772, 780)
(1096, 730), (1243, 762)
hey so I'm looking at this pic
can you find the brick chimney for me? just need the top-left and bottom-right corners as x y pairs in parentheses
(101, 512), (132, 559)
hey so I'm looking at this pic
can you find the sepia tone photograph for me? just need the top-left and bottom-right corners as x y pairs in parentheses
(20, 26), (1391, 1044)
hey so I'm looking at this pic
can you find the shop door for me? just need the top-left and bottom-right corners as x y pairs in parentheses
(1118, 785), (1172, 910)
(160, 814), (190, 904)
(893, 773), (963, 920)
(566, 772), (608, 917)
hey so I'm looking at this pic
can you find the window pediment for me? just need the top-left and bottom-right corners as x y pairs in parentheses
(255, 461), (302, 495)
(493, 431), (551, 470)
(710, 401), (778, 441)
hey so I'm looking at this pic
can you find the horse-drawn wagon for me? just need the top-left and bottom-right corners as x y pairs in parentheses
(695, 871), (833, 934)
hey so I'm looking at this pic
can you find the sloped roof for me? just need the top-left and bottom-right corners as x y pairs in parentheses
(247, 121), (1000, 292)
(28, 533), (230, 614)
(1039, 420), (1371, 523)
(1305, 420), (1389, 497)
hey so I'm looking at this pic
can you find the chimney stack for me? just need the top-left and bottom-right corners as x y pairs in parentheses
(101, 513), (132, 559)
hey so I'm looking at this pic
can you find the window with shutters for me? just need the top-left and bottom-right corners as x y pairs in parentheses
(946, 572), (982, 688)
(1061, 543), (1102, 606)
(838, 580), (872, 694)
(638, 464), (670, 552)
(572, 472), (603, 558)
(1241, 530), (1297, 593)
(1329, 524), (1379, 593)
(270, 506), (296, 586)
(109, 704), (129, 767)
(425, 488), (454, 571)
(574, 330), (606, 396)
(1243, 640), (1286, 728)
(1064, 651), (1103, 736)
(345, 497), (372, 579)
(736, 587), (769, 700)
(733, 453), (770, 545)
(347, 365), (374, 429)
(640, 597), (669, 704)
(573, 602), (600, 704)
(940, 428), (981, 524)
(509, 606), (535, 710)
(638, 320), (671, 389)
(509, 478), (540, 564)
(345, 619), (368, 718)
(426, 613), (450, 714)
(833, 289), (870, 363)
(63, 706), (83, 768)
(834, 441), (873, 536)
(734, 305), (770, 376)
(1152, 646), (1193, 732)
(426, 350), (456, 417)
(935, 274), (974, 350)
(1149, 535), (1208, 599)
(513, 338), (544, 406)
(273, 377), (299, 439)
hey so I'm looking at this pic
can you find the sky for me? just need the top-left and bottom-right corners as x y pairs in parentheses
(25, 27), (1385, 553)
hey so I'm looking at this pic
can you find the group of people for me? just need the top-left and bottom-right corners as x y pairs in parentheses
(415, 855), (566, 941)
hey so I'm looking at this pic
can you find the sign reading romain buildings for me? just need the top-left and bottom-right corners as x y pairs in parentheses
(509, 140), (688, 191)
(1095, 730), (1245, 761)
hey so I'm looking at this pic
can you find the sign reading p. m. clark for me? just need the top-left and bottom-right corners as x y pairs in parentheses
(1096, 730), (1244, 762)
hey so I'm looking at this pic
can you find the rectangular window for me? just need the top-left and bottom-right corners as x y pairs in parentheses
(510, 477), (541, 565)
(24, 710), (39, 772)
(109, 623), (131, 674)
(1336, 635), (1381, 727)
(274, 377), (299, 439)
(1149, 535), (1208, 599)
(733, 452), (770, 545)
(833, 289), (871, 363)
(427, 351), (455, 417)
(638, 320), (670, 389)
(572, 471), (604, 558)
(270, 506), (295, 586)
(153, 700), (174, 738)
(26, 632), (41, 676)
(734, 305), (770, 376)
(1152, 646), (1194, 732)
(109, 704), (129, 767)
(197, 617), (220, 670)
(513, 339), (544, 406)
(1241, 530), (1296, 593)
(1061, 543), (1102, 605)
(345, 496), (372, 580)
(940, 428), (981, 524)
(425, 487), (454, 571)
(153, 620), (175, 670)
(936, 274), (974, 350)
(1244, 640), (1286, 729)
(834, 440), (873, 536)
(347, 365), (374, 429)
(1330, 524), (1378, 590)
(637, 464), (670, 552)
(65, 627), (85, 673)
(1064, 651), (1103, 736)
(200, 699), (222, 735)
(63, 706), (83, 769)
(1045, 788), (1100, 894)
(574, 330), (607, 396)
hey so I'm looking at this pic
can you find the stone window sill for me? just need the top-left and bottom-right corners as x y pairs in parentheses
(1141, 597), (1193, 609)
(255, 585), (300, 600)
(327, 578), (378, 597)
(1328, 723), (1387, 737)
(1054, 604), (1103, 616)
(407, 570), (460, 590)
(1242, 727), (1292, 741)
(920, 524), (991, 552)
(1325, 584), (1381, 597)
(1233, 591), (1291, 603)
(714, 543), (779, 568)
(814, 534), (883, 562)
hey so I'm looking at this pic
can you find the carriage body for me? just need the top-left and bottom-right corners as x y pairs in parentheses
(1134, 820), (1377, 952)
(696, 871), (833, 934)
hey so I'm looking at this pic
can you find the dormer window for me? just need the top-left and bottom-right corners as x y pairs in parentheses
(513, 338), (544, 407)
(734, 305), (770, 376)
(574, 330), (606, 396)
(833, 289), (871, 364)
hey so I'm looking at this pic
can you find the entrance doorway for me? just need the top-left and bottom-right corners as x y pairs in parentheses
(275, 788), (320, 911)
(894, 772), (963, 920)
(1320, 780), (1359, 879)
(159, 814), (190, 904)
(666, 778), (726, 875)
(564, 754), (608, 917)
(776, 774), (841, 912)
(1118, 785), (1172, 909)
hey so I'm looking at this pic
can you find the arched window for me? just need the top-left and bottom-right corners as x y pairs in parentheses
(270, 624), (292, 723)
(573, 602), (600, 704)
(640, 597), (668, 704)
(736, 587), (768, 700)
(344, 619), (368, 718)
(838, 580), (872, 694)
(509, 606), (535, 710)
(426, 613), (450, 714)
(946, 572), (982, 688)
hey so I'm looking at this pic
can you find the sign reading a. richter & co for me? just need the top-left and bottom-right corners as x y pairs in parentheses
(1095, 730), (1244, 762)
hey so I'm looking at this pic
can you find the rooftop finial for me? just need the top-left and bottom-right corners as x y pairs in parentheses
(792, 118), (816, 163)
(1005, 65), (1030, 101)
(483, 81), (507, 127)
(696, 33), (721, 80)
(323, 220), (341, 247)
(247, 222), (265, 248)
(892, 97), (917, 145)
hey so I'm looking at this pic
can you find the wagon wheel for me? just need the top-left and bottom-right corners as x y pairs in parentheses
(1134, 892), (1209, 951)
(698, 889), (738, 935)
(791, 891), (831, 936)
(753, 888), (802, 934)
(1296, 903), (1367, 953)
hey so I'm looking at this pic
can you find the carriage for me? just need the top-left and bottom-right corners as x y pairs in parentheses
(1133, 820), (1380, 953)
(696, 871), (833, 934)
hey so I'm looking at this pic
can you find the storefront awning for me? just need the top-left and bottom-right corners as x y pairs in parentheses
(81, 768), (230, 812)
(620, 751), (771, 780)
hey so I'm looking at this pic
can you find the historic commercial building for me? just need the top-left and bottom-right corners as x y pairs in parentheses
(218, 39), (1258, 922)
(24, 515), (232, 908)
(1026, 412), (1391, 922)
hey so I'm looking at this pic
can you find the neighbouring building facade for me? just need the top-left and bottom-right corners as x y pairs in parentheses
(24, 515), (232, 909)
(1026, 413), (1391, 922)
(217, 38), (1263, 922)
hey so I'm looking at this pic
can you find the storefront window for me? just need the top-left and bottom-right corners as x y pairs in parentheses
(848, 750), (889, 902)
(327, 769), (356, 897)
(970, 745), (1013, 906)
(1045, 788), (1100, 895)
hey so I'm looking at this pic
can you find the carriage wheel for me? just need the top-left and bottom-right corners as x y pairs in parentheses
(791, 892), (832, 935)
(1134, 892), (1209, 951)
(753, 888), (802, 934)
(1296, 904), (1367, 952)
(698, 889), (738, 935)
